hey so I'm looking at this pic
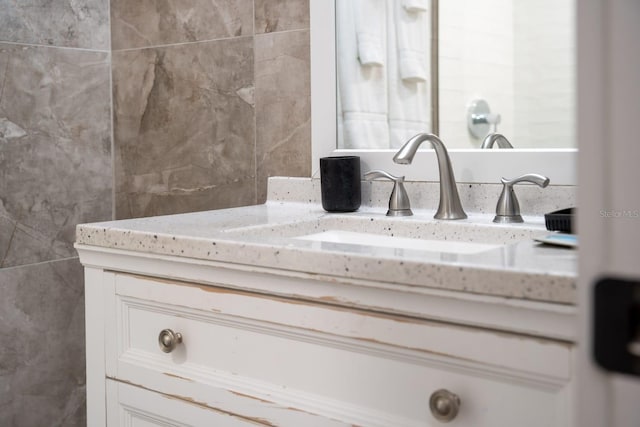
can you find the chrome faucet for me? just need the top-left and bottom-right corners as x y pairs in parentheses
(493, 174), (550, 223)
(393, 133), (467, 220)
(481, 133), (514, 149)
(364, 170), (413, 217)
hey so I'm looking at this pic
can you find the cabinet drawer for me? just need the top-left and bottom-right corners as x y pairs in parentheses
(107, 273), (572, 427)
(106, 379), (261, 426)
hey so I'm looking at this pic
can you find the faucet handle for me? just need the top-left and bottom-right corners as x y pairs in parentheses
(364, 170), (413, 217)
(494, 173), (550, 223)
(501, 174), (549, 188)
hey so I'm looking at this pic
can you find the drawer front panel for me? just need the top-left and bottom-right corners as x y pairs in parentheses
(106, 379), (261, 426)
(109, 273), (572, 427)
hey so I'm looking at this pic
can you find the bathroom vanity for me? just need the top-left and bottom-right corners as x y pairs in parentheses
(76, 178), (577, 426)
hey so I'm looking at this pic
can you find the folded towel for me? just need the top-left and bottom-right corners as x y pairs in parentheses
(398, 50), (428, 83)
(343, 112), (390, 149)
(389, 119), (428, 148)
(356, 32), (385, 66)
(398, 54), (427, 84)
(387, 0), (430, 147)
(336, 0), (390, 148)
(354, 0), (386, 66)
(402, 0), (428, 13)
(395, 0), (429, 82)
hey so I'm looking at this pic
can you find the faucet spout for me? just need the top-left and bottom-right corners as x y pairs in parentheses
(481, 133), (514, 149)
(393, 133), (467, 220)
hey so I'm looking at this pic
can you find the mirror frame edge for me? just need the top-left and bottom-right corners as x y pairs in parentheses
(310, 0), (337, 178)
(309, 0), (577, 185)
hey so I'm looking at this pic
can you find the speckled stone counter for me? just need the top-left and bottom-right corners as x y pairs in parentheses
(76, 178), (577, 305)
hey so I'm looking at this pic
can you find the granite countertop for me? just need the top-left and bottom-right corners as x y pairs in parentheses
(75, 185), (578, 305)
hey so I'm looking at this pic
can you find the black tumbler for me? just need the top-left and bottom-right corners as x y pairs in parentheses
(320, 156), (361, 212)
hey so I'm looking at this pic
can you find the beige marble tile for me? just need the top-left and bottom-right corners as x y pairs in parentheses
(111, 0), (254, 50)
(255, 30), (311, 203)
(0, 258), (86, 426)
(0, 44), (112, 268)
(0, 0), (109, 50)
(255, 0), (310, 33)
(113, 38), (257, 219)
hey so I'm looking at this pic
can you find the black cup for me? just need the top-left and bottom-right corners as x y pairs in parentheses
(320, 156), (361, 212)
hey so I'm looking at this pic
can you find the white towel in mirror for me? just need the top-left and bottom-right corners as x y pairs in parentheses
(337, 0), (390, 148)
(395, 0), (429, 82)
(355, 0), (386, 66)
(388, 0), (430, 147)
(402, 0), (428, 13)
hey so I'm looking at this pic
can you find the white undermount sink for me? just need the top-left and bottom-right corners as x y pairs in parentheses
(222, 214), (548, 256)
(296, 230), (502, 255)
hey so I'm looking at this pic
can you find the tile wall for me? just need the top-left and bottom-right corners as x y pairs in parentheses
(113, 0), (311, 218)
(0, 0), (311, 424)
(0, 0), (111, 425)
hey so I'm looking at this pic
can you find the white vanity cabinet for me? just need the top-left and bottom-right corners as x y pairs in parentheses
(80, 248), (575, 427)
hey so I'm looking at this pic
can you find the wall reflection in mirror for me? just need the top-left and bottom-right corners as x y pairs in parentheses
(336, 0), (576, 150)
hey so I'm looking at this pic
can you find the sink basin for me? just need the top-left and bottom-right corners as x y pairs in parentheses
(296, 230), (502, 255)
(222, 213), (548, 257)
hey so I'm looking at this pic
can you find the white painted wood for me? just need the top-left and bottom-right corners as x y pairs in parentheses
(106, 380), (260, 426)
(77, 245), (575, 341)
(576, 0), (640, 426)
(310, 0), (337, 177)
(101, 272), (571, 427)
(114, 274), (571, 381)
(84, 267), (107, 426)
(81, 238), (574, 425)
(104, 271), (118, 380)
(309, 0), (577, 184)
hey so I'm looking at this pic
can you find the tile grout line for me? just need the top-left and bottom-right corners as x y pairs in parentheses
(253, 0), (259, 204)
(0, 223), (18, 269)
(0, 40), (109, 53)
(108, 0), (116, 221)
(0, 256), (81, 272)
(110, 28), (310, 54)
(113, 34), (254, 53)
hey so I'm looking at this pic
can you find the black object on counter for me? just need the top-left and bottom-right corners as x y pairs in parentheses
(320, 156), (361, 212)
(544, 207), (575, 233)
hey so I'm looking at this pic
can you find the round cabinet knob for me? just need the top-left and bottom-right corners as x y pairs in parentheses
(158, 329), (183, 353)
(429, 389), (461, 423)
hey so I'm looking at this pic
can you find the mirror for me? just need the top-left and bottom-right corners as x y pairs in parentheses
(310, 0), (577, 184)
(335, 0), (576, 150)
(336, 0), (434, 149)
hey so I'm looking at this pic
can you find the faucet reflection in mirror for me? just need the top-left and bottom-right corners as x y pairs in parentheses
(481, 133), (514, 149)
(336, 0), (431, 149)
